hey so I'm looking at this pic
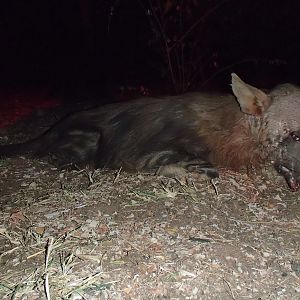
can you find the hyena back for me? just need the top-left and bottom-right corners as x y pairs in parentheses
(1, 74), (300, 189)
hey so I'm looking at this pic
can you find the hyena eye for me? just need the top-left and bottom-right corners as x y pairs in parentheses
(290, 131), (300, 141)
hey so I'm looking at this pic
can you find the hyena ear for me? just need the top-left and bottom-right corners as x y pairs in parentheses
(231, 73), (272, 116)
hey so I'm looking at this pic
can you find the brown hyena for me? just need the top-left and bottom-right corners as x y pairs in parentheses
(1, 73), (300, 190)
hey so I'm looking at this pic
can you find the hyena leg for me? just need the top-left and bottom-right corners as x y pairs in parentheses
(141, 150), (218, 178)
(183, 159), (219, 178)
(156, 158), (219, 178)
(44, 127), (102, 168)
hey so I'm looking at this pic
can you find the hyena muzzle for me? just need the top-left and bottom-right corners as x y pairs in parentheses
(1, 73), (300, 190)
(275, 131), (300, 191)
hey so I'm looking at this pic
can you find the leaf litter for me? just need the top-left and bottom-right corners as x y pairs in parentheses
(0, 131), (300, 299)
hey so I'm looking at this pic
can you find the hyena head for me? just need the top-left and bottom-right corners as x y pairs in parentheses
(232, 74), (300, 190)
(274, 131), (300, 191)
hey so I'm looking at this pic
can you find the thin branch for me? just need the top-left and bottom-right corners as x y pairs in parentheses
(169, 0), (232, 52)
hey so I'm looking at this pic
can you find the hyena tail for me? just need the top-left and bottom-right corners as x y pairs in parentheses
(0, 138), (40, 158)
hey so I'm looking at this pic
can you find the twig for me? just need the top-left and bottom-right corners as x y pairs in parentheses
(211, 178), (219, 196)
(169, 0), (231, 52)
(44, 237), (53, 300)
(113, 166), (122, 183)
(223, 277), (236, 300)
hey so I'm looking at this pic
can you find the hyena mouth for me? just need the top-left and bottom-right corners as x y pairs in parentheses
(275, 164), (300, 192)
(275, 131), (300, 191)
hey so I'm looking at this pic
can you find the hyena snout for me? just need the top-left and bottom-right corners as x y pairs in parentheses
(275, 131), (300, 191)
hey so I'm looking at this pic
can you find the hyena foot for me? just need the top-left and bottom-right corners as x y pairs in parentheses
(156, 164), (189, 177)
(156, 159), (219, 179)
(185, 159), (219, 178)
(47, 153), (90, 170)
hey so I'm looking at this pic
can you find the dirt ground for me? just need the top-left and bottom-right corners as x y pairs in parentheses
(0, 110), (300, 300)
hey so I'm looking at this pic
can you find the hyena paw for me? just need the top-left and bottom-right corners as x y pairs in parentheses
(156, 164), (188, 177)
(205, 168), (219, 178)
(187, 165), (219, 178)
(156, 161), (219, 179)
(184, 160), (219, 178)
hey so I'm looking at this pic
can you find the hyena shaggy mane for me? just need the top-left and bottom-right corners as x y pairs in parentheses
(1, 73), (300, 190)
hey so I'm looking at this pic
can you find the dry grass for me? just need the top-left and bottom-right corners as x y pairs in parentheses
(0, 158), (300, 299)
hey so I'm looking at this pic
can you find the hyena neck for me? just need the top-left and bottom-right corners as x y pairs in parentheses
(207, 114), (273, 171)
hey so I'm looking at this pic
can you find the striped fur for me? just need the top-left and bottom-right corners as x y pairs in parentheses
(1, 74), (300, 188)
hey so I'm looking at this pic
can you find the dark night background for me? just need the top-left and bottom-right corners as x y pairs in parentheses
(0, 0), (300, 126)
